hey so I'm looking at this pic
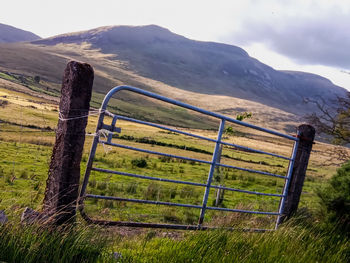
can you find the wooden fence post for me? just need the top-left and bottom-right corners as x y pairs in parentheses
(42, 61), (94, 225)
(280, 124), (315, 223)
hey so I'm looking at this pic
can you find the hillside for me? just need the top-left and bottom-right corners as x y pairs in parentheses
(0, 24), (347, 132)
(0, 23), (41, 43)
(34, 25), (347, 115)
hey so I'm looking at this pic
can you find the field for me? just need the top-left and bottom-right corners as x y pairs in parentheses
(0, 75), (349, 262)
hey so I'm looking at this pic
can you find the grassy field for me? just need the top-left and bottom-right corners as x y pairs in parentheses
(0, 76), (349, 262)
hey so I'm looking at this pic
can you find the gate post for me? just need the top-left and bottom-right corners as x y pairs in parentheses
(279, 124), (315, 224)
(42, 61), (94, 225)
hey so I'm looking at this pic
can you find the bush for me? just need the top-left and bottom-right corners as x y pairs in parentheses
(131, 158), (148, 168)
(317, 160), (350, 233)
(34, 75), (40, 83)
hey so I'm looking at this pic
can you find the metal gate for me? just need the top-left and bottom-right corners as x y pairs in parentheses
(78, 85), (299, 231)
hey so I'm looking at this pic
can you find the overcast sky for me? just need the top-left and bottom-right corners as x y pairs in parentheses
(1, 0), (349, 90)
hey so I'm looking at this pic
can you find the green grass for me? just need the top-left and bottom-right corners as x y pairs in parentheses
(0, 141), (50, 210)
(0, 72), (16, 81)
(114, 224), (349, 262)
(0, 81), (348, 262)
(0, 223), (112, 263)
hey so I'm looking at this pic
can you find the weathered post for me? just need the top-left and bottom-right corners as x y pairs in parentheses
(42, 61), (94, 225)
(279, 124), (315, 224)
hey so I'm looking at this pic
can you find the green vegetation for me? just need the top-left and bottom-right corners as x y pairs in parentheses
(317, 160), (350, 233)
(236, 112), (252, 121)
(114, 223), (349, 262)
(0, 223), (111, 263)
(0, 72), (16, 81)
(0, 77), (348, 262)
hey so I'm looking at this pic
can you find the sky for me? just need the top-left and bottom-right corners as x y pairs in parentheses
(1, 0), (349, 91)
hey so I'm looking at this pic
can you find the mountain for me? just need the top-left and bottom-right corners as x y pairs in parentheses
(33, 25), (347, 115)
(0, 24), (347, 131)
(0, 23), (41, 43)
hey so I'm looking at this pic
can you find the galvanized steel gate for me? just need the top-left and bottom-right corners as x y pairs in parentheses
(78, 86), (299, 231)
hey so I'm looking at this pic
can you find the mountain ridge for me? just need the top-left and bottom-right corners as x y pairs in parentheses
(0, 23), (41, 43)
(33, 24), (346, 115)
(0, 22), (346, 130)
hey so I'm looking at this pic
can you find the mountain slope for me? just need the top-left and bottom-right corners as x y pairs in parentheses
(34, 25), (347, 115)
(0, 24), (346, 132)
(0, 23), (41, 43)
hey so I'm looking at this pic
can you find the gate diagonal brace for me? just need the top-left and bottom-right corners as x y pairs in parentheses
(101, 115), (121, 143)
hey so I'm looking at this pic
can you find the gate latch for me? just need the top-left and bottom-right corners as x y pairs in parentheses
(101, 115), (121, 143)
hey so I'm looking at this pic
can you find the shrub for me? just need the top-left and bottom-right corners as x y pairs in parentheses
(131, 158), (148, 168)
(169, 187), (177, 199)
(317, 160), (350, 233)
(34, 75), (40, 83)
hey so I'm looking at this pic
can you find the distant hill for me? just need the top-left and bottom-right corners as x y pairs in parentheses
(0, 24), (347, 132)
(0, 23), (41, 43)
(34, 25), (347, 115)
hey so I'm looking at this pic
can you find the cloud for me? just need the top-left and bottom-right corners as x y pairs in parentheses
(226, 8), (350, 69)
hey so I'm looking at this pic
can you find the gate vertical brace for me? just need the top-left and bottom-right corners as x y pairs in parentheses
(275, 131), (299, 229)
(198, 119), (226, 227)
(78, 110), (107, 214)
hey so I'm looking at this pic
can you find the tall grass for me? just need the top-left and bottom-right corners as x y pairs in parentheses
(0, 223), (112, 263)
(116, 224), (349, 263)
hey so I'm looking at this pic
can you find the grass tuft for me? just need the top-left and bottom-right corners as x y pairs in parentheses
(0, 223), (111, 263)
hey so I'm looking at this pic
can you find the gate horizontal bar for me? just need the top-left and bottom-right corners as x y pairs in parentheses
(78, 213), (272, 232)
(220, 141), (291, 160)
(106, 112), (291, 160)
(216, 163), (286, 179)
(206, 206), (280, 215)
(86, 194), (203, 209)
(85, 194), (280, 215)
(101, 140), (212, 164)
(100, 141), (286, 179)
(101, 86), (298, 141)
(91, 167), (284, 197)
